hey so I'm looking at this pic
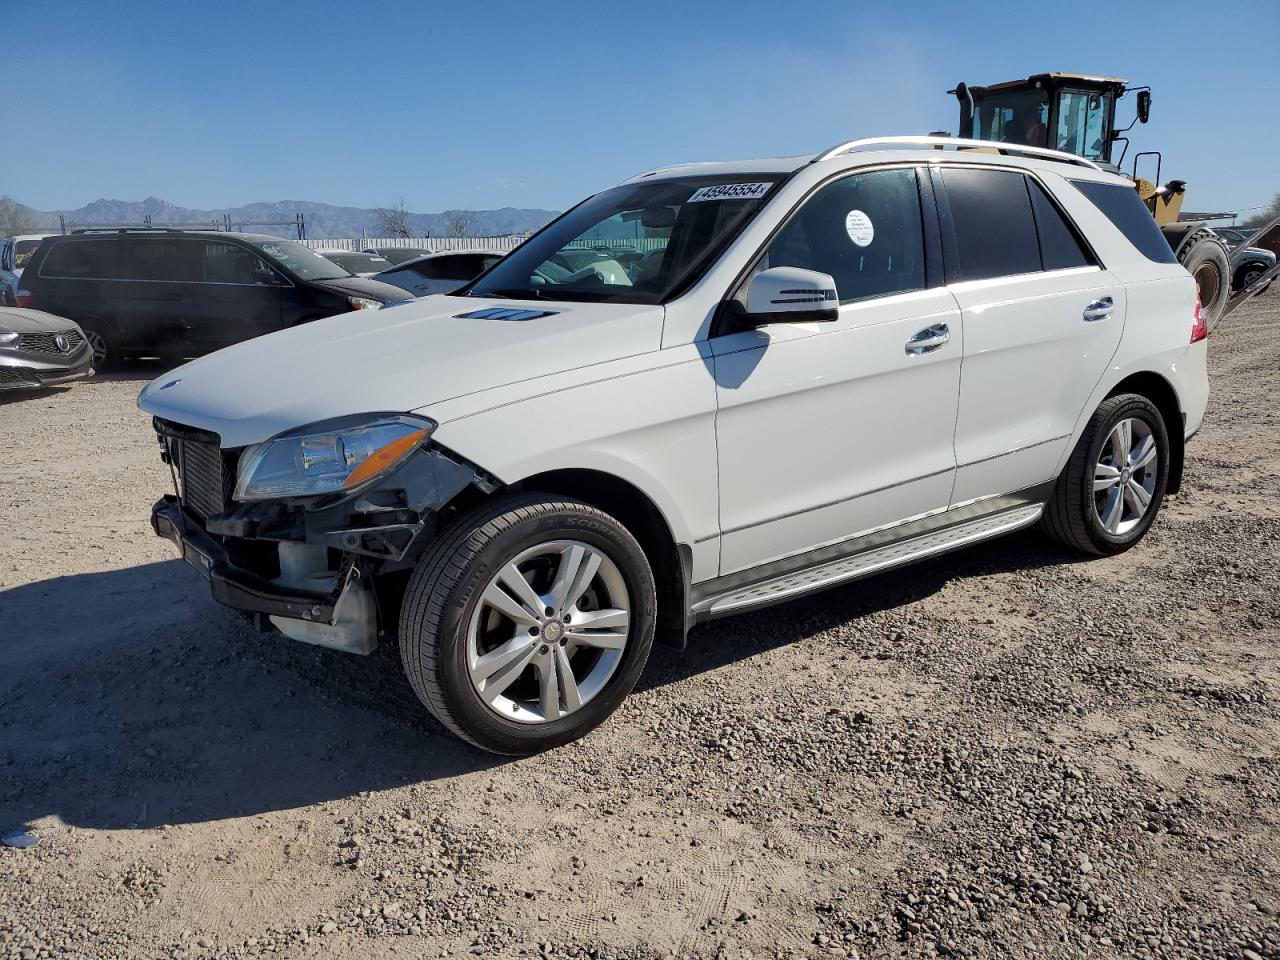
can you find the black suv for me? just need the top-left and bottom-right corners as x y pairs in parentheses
(16, 231), (410, 369)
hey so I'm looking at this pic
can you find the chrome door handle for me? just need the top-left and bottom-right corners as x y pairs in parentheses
(905, 322), (950, 355)
(1083, 296), (1114, 321)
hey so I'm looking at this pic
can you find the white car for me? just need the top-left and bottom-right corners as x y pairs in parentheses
(372, 249), (506, 297)
(313, 249), (394, 278)
(0, 234), (54, 305)
(139, 135), (1209, 755)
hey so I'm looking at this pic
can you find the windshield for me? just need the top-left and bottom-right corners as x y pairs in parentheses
(970, 88), (1050, 148)
(465, 177), (779, 304)
(252, 239), (351, 280)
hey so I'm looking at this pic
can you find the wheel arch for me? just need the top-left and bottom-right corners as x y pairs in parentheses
(440, 466), (693, 649)
(1104, 370), (1185, 494)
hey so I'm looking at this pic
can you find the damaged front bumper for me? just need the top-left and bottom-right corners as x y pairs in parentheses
(150, 435), (494, 654)
(152, 495), (348, 624)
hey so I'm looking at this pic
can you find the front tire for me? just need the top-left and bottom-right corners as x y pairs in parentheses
(399, 494), (657, 755)
(79, 320), (120, 372)
(1041, 394), (1170, 556)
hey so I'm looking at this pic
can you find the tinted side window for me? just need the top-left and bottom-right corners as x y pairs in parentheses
(765, 167), (925, 304)
(128, 239), (201, 282)
(1070, 180), (1177, 264)
(203, 241), (267, 283)
(1028, 181), (1094, 270)
(40, 239), (130, 279)
(942, 168), (1041, 281)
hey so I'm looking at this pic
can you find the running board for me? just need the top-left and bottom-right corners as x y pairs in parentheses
(701, 504), (1043, 618)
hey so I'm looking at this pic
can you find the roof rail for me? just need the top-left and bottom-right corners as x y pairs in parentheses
(811, 135), (1104, 170)
(69, 227), (221, 235)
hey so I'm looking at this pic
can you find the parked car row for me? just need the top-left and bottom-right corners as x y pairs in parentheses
(13, 231), (414, 369)
(1, 231), (512, 376)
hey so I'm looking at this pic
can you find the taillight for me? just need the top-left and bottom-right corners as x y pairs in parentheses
(14, 288), (32, 308)
(1190, 296), (1207, 344)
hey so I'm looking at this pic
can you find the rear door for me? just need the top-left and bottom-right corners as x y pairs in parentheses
(182, 239), (285, 353)
(938, 166), (1125, 505)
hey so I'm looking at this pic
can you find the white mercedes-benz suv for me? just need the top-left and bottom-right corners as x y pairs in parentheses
(139, 136), (1209, 754)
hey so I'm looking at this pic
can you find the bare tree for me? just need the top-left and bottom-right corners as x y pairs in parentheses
(0, 196), (39, 237)
(443, 209), (478, 239)
(374, 197), (412, 238)
(1243, 193), (1280, 229)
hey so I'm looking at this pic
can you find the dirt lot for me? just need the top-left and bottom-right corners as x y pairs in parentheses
(2, 294), (1278, 960)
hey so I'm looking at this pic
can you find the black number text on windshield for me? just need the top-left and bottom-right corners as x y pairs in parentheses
(465, 178), (777, 305)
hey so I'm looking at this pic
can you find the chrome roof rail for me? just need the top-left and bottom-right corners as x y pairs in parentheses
(811, 135), (1104, 170)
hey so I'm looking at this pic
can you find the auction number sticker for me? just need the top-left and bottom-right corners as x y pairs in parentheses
(688, 182), (773, 203)
(845, 210), (874, 247)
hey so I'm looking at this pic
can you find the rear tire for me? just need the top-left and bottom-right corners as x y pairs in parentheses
(1177, 234), (1230, 329)
(399, 494), (656, 755)
(1041, 394), (1170, 556)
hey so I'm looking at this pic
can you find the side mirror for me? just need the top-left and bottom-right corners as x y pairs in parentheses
(744, 266), (839, 325)
(1136, 90), (1151, 124)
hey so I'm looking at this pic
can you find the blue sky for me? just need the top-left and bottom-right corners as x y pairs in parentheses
(4, 0), (1276, 216)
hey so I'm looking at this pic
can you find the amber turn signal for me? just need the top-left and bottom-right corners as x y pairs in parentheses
(343, 428), (431, 489)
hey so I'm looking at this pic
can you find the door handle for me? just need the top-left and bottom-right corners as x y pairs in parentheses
(905, 322), (950, 355)
(1083, 296), (1114, 322)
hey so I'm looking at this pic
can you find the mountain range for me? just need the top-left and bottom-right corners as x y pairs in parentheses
(13, 197), (559, 240)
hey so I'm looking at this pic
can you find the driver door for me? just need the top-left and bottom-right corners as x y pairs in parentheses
(711, 166), (961, 576)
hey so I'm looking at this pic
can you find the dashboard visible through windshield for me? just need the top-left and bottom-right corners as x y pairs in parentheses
(464, 177), (780, 304)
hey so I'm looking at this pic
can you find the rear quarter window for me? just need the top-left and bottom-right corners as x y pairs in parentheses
(40, 239), (130, 279)
(1069, 179), (1178, 264)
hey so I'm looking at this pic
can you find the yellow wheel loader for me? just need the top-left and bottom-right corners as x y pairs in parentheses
(949, 73), (1278, 326)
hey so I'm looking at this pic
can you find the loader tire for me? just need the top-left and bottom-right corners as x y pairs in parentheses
(1177, 233), (1230, 330)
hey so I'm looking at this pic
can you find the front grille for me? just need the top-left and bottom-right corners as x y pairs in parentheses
(156, 419), (237, 521)
(18, 330), (85, 356)
(179, 438), (232, 520)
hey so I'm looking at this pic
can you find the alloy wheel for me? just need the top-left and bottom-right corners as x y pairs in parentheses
(1093, 417), (1158, 536)
(466, 540), (630, 724)
(85, 330), (108, 368)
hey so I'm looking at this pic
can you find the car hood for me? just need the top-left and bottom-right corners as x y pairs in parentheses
(138, 296), (665, 448)
(0, 306), (80, 333)
(309, 274), (414, 302)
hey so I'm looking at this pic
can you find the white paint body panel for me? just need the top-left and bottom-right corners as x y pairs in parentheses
(711, 288), (960, 574)
(949, 267), (1125, 505)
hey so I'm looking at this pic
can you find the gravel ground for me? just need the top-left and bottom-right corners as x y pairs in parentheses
(1, 292), (1278, 960)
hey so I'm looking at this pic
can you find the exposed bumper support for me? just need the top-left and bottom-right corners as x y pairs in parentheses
(152, 496), (339, 623)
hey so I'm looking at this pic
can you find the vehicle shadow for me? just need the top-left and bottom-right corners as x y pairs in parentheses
(0, 531), (1077, 832)
(0, 559), (501, 833)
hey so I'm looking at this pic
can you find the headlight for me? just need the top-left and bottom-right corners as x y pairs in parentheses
(347, 296), (382, 310)
(0, 329), (17, 344)
(234, 414), (435, 501)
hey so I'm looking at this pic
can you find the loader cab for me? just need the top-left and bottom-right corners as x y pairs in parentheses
(951, 73), (1139, 167)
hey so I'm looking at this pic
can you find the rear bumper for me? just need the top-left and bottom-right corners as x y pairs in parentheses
(151, 495), (338, 623)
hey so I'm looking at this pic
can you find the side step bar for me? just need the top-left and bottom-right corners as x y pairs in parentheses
(698, 504), (1044, 619)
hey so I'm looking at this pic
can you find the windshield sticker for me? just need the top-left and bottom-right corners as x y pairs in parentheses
(688, 182), (773, 203)
(845, 210), (874, 247)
